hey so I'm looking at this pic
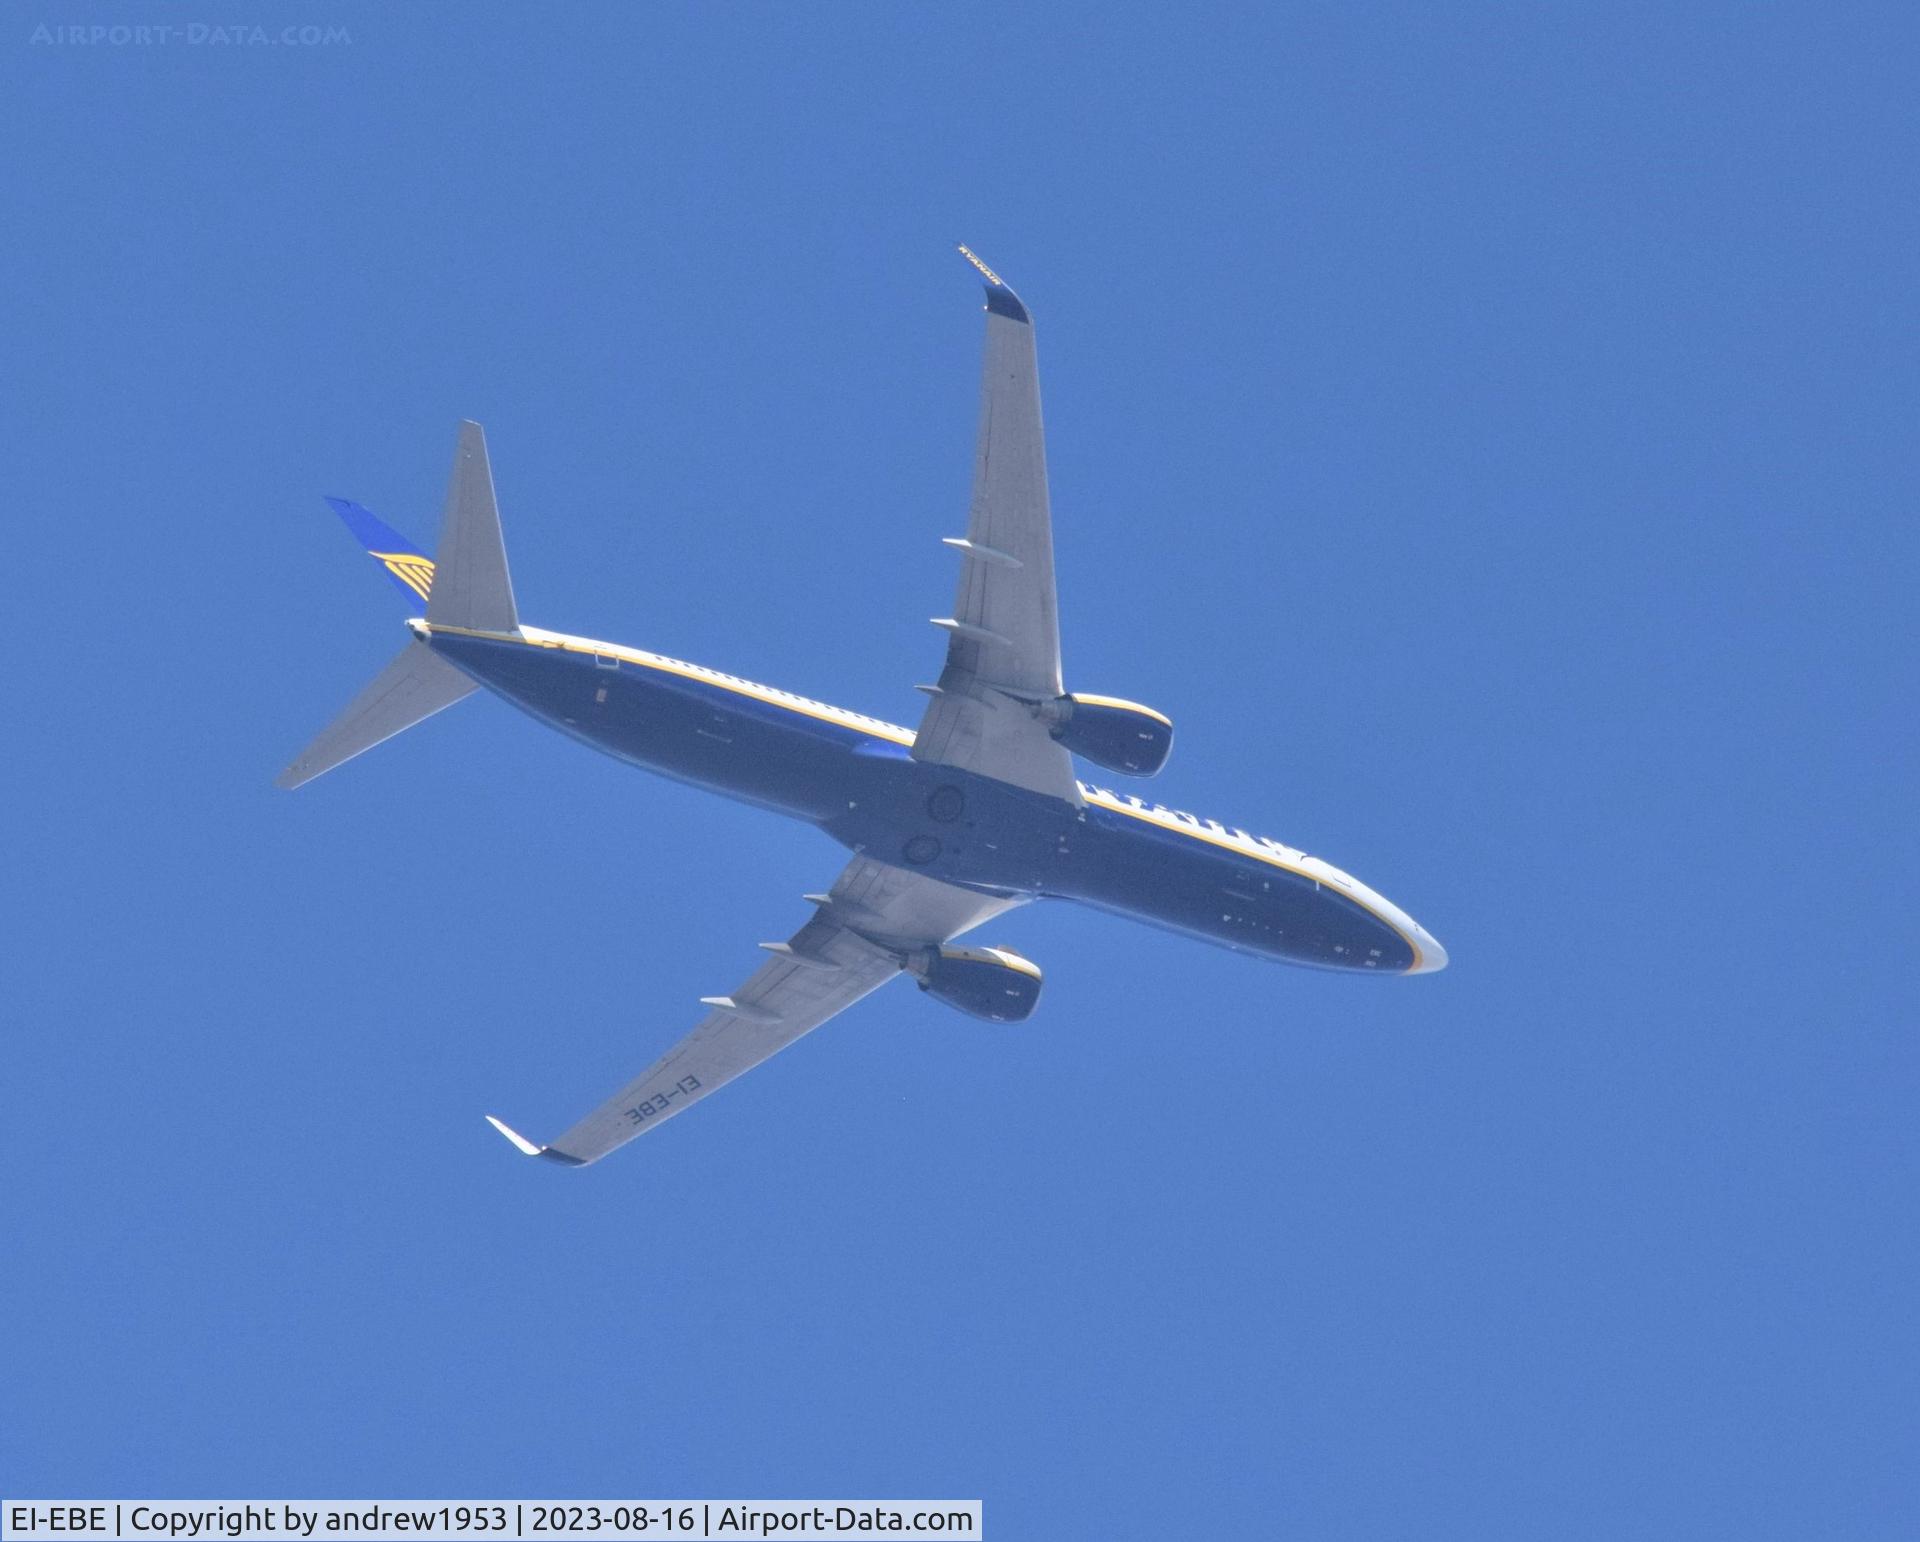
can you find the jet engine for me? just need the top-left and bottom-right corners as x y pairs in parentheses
(1041, 693), (1174, 777)
(909, 945), (1043, 1023)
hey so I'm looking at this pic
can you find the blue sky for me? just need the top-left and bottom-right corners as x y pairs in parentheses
(4, 3), (1915, 1535)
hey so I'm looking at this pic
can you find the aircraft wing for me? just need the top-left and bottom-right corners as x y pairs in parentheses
(912, 248), (1082, 806)
(486, 856), (1025, 1166)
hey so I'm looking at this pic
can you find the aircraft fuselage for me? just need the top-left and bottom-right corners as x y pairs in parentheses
(425, 621), (1444, 976)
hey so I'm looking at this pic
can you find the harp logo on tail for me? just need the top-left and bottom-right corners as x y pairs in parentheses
(324, 497), (438, 610)
(372, 550), (435, 603)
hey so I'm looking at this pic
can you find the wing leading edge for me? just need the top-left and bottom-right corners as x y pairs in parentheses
(487, 857), (1025, 1166)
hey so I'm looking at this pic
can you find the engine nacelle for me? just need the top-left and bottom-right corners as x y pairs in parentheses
(1044, 693), (1174, 777)
(910, 945), (1043, 1023)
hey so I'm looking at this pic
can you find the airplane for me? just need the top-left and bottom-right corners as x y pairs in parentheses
(280, 247), (1447, 1168)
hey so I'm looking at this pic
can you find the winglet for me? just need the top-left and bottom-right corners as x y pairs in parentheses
(485, 1115), (587, 1167)
(957, 244), (1030, 324)
(485, 1114), (543, 1155)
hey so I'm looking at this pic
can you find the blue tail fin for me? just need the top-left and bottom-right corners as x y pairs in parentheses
(325, 497), (436, 609)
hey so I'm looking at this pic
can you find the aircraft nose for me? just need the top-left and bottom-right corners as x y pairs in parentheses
(1408, 927), (1449, 975)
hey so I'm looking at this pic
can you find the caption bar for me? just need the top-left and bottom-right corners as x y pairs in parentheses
(4, 1506), (980, 1542)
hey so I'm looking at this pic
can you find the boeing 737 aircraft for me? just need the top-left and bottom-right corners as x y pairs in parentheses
(281, 248), (1446, 1168)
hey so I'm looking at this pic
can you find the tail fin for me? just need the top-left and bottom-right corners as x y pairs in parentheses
(275, 640), (475, 789)
(428, 420), (518, 634)
(325, 497), (438, 609)
(279, 420), (516, 790)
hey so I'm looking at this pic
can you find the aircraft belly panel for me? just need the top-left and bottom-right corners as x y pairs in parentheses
(820, 764), (1077, 898)
(429, 632), (866, 822)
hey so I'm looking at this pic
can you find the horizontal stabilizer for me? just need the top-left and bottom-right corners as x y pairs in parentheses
(276, 640), (475, 789)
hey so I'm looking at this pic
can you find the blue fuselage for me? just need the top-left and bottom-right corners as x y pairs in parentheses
(426, 624), (1439, 975)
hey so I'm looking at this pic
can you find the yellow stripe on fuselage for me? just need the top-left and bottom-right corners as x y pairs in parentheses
(428, 623), (917, 747)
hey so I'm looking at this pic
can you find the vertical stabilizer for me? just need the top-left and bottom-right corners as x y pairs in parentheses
(427, 420), (518, 634)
